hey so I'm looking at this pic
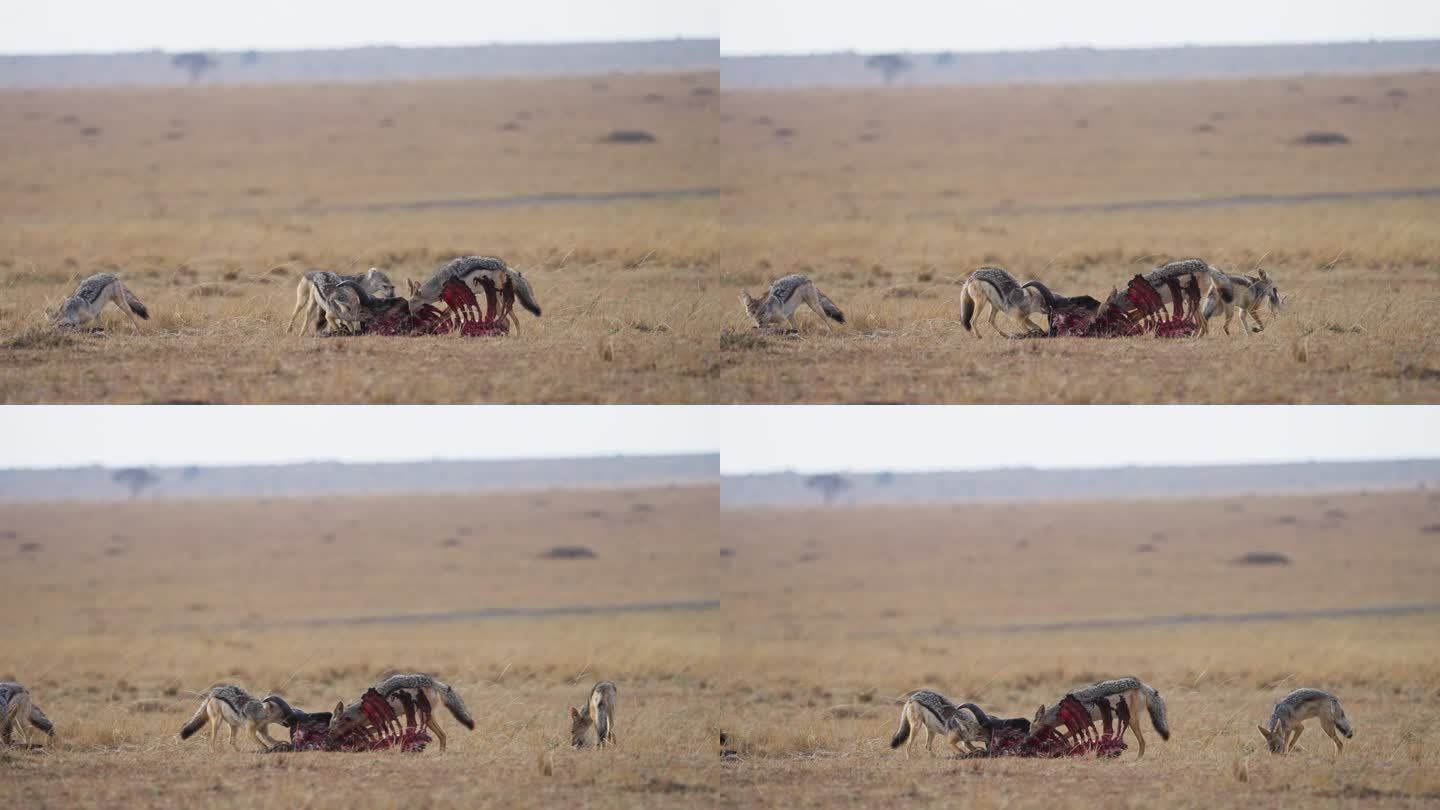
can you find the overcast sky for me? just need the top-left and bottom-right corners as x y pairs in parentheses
(721, 0), (1440, 55)
(0, 407), (719, 469)
(720, 406), (1440, 474)
(1, 0), (718, 55)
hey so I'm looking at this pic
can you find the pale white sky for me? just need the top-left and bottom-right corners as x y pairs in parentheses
(1, 0), (718, 55)
(721, 0), (1440, 55)
(0, 407), (719, 469)
(720, 406), (1440, 474)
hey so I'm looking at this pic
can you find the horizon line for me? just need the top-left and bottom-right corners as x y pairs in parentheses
(719, 35), (1440, 59)
(0, 35), (720, 59)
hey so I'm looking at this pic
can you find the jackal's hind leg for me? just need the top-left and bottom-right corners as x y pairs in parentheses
(426, 716), (448, 751)
(1321, 719), (1343, 754)
(1126, 694), (1147, 758)
(801, 289), (834, 333)
(924, 726), (936, 755)
(113, 289), (143, 333)
(1286, 724), (1303, 752)
(229, 723), (239, 749)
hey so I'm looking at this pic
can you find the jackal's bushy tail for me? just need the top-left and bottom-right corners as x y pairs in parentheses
(960, 287), (976, 331)
(28, 702), (54, 736)
(179, 696), (210, 739)
(817, 290), (844, 324)
(1201, 289), (1222, 321)
(1144, 685), (1170, 741)
(122, 285), (150, 320)
(889, 708), (911, 748)
(438, 681), (475, 730)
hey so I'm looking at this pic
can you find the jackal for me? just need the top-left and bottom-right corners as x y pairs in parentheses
(739, 274), (845, 332)
(1033, 677), (1170, 758)
(1201, 269), (1282, 335)
(1258, 688), (1353, 755)
(959, 267), (1048, 338)
(49, 272), (149, 332)
(570, 681), (618, 748)
(330, 673), (475, 751)
(406, 256), (542, 324)
(1137, 259), (1235, 336)
(178, 684), (289, 750)
(889, 689), (986, 756)
(0, 682), (55, 746)
(286, 268), (395, 334)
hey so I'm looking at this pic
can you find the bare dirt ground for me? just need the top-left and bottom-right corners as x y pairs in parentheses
(718, 489), (1440, 807)
(718, 72), (1440, 403)
(0, 72), (722, 403)
(0, 486), (722, 808)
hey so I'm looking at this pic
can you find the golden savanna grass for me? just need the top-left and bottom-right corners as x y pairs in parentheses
(0, 72), (721, 403)
(719, 72), (1440, 402)
(0, 486), (721, 808)
(720, 489), (1440, 807)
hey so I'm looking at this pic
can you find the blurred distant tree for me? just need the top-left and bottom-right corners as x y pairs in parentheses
(806, 473), (851, 505)
(241, 50), (260, 65)
(876, 471), (895, 485)
(172, 52), (218, 82)
(865, 53), (913, 84)
(113, 468), (159, 499)
(935, 51), (955, 67)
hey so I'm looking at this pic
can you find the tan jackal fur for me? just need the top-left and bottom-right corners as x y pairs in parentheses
(1201, 268), (1283, 336)
(1258, 688), (1353, 755)
(0, 682), (54, 746)
(739, 274), (845, 332)
(178, 684), (289, 751)
(287, 268), (394, 334)
(889, 689), (986, 756)
(958, 266), (1048, 338)
(49, 272), (149, 332)
(1033, 677), (1170, 759)
(570, 681), (618, 748)
(329, 673), (475, 752)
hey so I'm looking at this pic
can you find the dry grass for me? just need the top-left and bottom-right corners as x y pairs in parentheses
(719, 489), (1440, 807)
(718, 72), (1440, 402)
(0, 72), (722, 403)
(0, 487), (721, 808)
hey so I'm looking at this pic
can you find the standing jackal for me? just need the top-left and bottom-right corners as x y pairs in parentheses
(1033, 677), (1170, 758)
(739, 274), (845, 332)
(889, 689), (986, 756)
(178, 684), (289, 750)
(570, 681), (618, 748)
(1137, 259), (1235, 336)
(959, 267), (1048, 338)
(1258, 688), (1353, 755)
(49, 272), (149, 332)
(1201, 269), (1282, 335)
(0, 682), (55, 746)
(330, 673), (475, 752)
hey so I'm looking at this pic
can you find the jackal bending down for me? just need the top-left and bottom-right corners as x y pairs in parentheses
(571, 681), (618, 748)
(740, 274), (845, 332)
(889, 689), (986, 756)
(330, 673), (475, 752)
(1033, 677), (1170, 758)
(1259, 688), (1353, 754)
(179, 684), (289, 750)
(0, 682), (54, 746)
(50, 272), (149, 332)
(959, 266), (1048, 338)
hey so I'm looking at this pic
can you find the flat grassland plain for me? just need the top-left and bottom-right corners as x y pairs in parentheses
(0, 71), (720, 403)
(0, 486), (721, 808)
(720, 72), (1440, 402)
(720, 489), (1440, 807)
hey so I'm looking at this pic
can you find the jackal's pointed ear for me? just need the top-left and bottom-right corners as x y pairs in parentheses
(335, 701), (345, 717)
(570, 707), (581, 720)
(1035, 705), (1046, 722)
(1257, 268), (1269, 281)
(1257, 725), (1272, 739)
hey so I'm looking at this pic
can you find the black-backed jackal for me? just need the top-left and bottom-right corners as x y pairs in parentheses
(889, 688), (986, 756)
(959, 266), (1048, 338)
(1258, 688), (1353, 755)
(49, 272), (149, 332)
(329, 673), (475, 751)
(739, 274), (845, 332)
(1033, 677), (1170, 758)
(1136, 259), (1235, 336)
(0, 682), (54, 746)
(287, 268), (395, 334)
(1201, 268), (1282, 335)
(178, 684), (289, 750)
(570, 681), (618, 748)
